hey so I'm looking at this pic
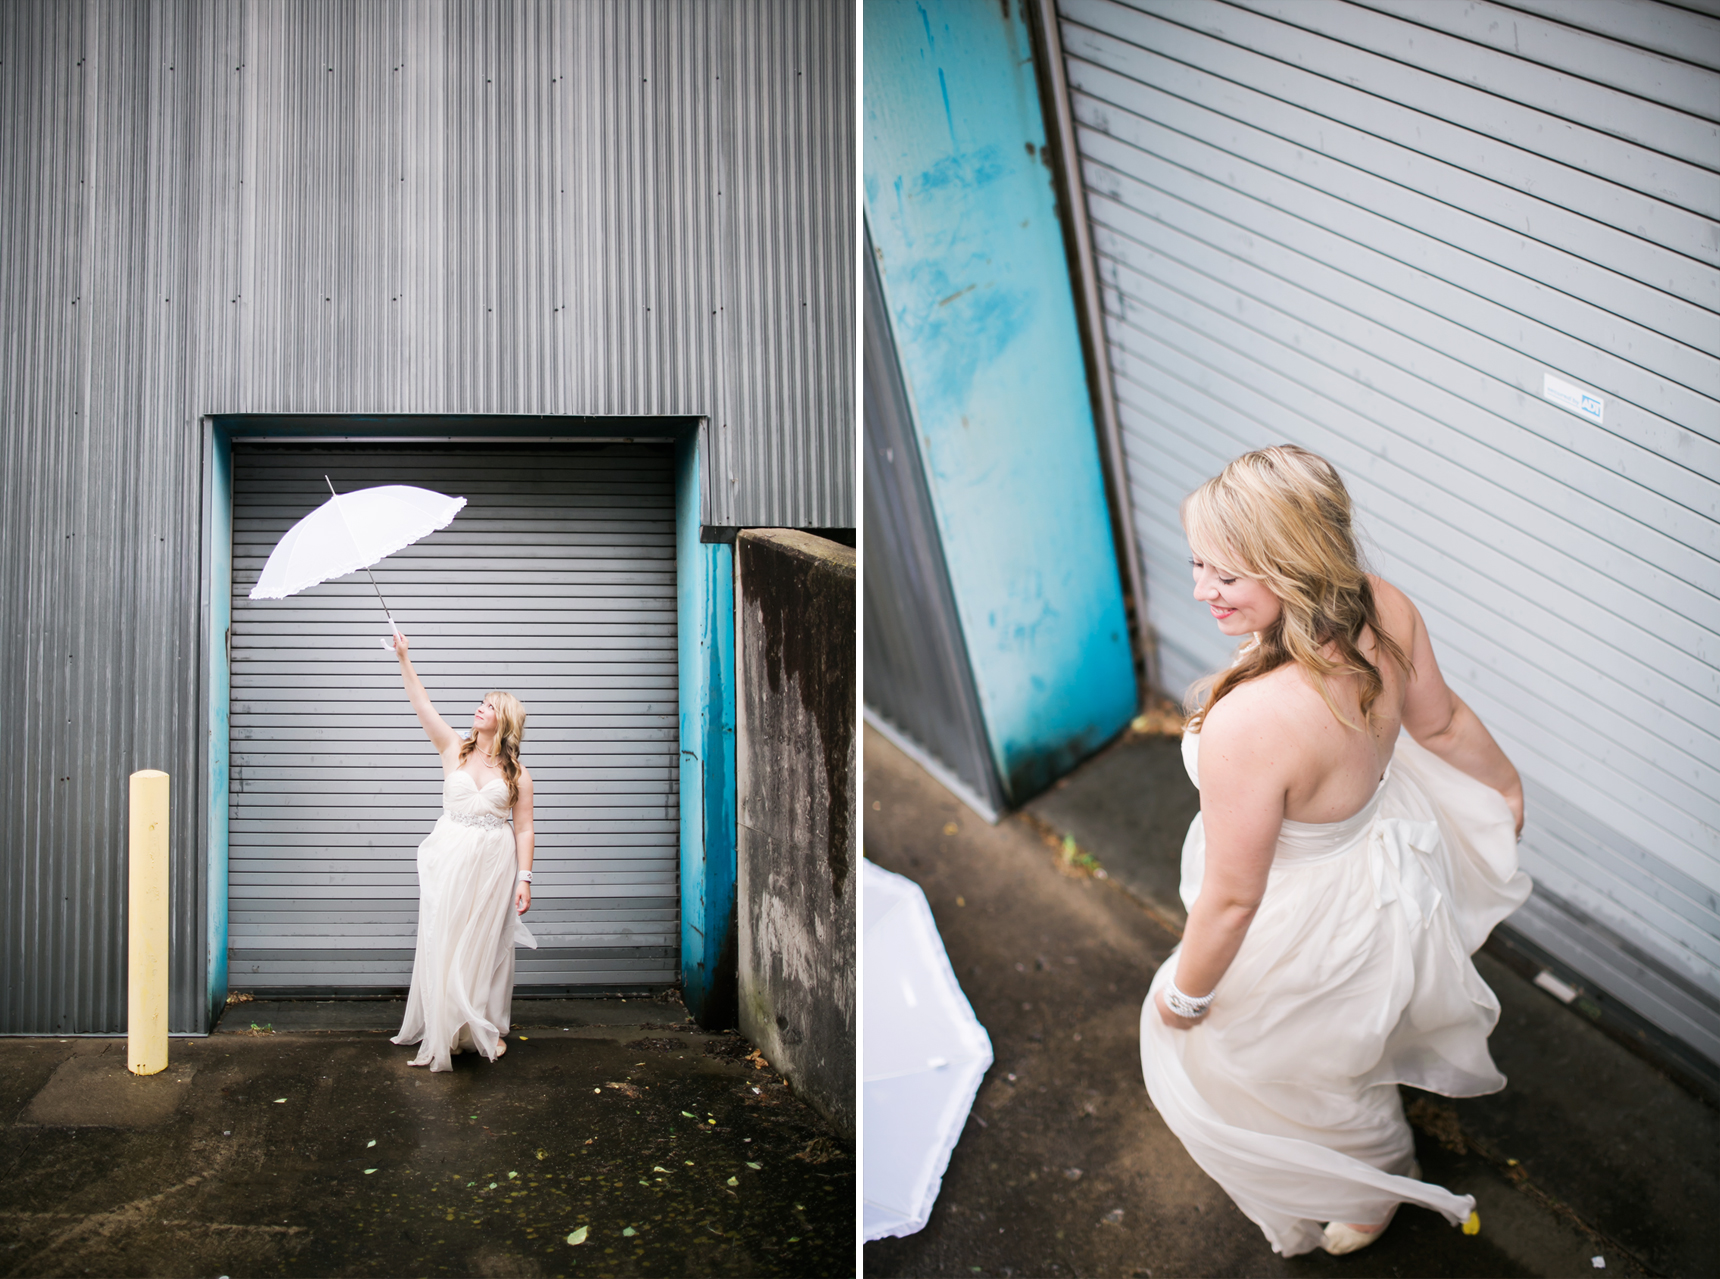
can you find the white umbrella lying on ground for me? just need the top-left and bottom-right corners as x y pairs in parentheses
(248, 479), (466, 644)
(863, 858), (994, 1242)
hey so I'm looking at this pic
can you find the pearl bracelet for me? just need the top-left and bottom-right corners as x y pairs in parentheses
(1164, 980), (1215, 1020)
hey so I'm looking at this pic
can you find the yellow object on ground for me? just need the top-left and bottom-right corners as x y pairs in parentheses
(128, 770), (169, 1076)
(1463, 1211), (1482, 1235)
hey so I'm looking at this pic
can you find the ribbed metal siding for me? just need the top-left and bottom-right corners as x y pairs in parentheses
(861, 225), (1006, 819)
(715, 0), (857, 530)
(1057, 0), (1720, 1062)
(0, 0), (851, 1033)
(229, 445), (677, 989)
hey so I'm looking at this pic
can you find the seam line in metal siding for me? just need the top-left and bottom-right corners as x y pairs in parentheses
(1038, 0), (1155, 700)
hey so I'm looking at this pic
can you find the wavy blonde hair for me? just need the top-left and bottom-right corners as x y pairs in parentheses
(458, 690), (527, 806)
(1182, 445), (1409, 732)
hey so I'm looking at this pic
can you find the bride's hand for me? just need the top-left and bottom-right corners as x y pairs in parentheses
(391, 631), (410, 659)
(515, 881), (530, 915)
(1155, 987), (1197, 1030)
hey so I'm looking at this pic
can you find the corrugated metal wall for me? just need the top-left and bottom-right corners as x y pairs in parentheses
(0, 0), (853, 1033)
(1055, 0), (1719, 1064)
(229, 444), (678, 991)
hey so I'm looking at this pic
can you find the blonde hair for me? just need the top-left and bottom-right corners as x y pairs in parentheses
(1182, 445), (1409, 732)
(458, 691), (527, 806)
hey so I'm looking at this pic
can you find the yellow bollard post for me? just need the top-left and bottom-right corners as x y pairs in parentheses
(128, 769), (170, 1076)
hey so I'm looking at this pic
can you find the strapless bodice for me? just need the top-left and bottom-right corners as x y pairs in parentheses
(1181, 729), (1397, 865)
(444, 769), (511, 821)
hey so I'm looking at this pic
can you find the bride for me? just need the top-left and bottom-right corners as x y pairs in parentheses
(1142, 445), (1531, 1256)
(386, 632), (537, 1071)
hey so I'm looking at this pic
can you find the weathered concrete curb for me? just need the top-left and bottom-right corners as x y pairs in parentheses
(735, 529), (857, 1140)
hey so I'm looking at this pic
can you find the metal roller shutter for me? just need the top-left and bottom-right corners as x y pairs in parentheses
(229, 443), (678, 991)
(1055, 0), (1720, 1064)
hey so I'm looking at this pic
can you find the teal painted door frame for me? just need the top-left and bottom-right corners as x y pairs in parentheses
(864, 0), (1137, 803)
(198, 416), (736, 1029)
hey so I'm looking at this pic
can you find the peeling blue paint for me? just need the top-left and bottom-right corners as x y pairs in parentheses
(864, 0), (1136, 802)
(676, 430), (737, 1027)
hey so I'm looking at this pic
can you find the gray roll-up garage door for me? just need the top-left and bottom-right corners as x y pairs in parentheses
(230, 443), (678, 991)
(1055, 0), (1720, 1067)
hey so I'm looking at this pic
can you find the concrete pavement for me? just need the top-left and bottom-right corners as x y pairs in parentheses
(862, 724), (1719, 1278)
(0, 996), (853, 1277)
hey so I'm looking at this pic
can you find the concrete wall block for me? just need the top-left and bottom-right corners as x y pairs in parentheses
(735, 529), (856, 1138)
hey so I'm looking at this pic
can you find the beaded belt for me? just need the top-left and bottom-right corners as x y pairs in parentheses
(445, 810), (506, 831)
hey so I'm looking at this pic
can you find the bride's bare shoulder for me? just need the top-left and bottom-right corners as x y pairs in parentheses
(1200, 664), (1307, 747)
(1367, 574), (1422, 652)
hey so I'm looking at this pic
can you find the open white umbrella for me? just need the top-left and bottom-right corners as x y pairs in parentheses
(863, 859), (994, 1241)
(248, 478), (466, 644)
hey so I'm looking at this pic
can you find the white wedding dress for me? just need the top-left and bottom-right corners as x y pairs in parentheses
(391, 770), (537, 1072)
(1141, 729), (1531, 1256)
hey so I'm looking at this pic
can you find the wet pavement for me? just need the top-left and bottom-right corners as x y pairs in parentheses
(862, 724), (1719, 1279)
(0, 997), (854, 1277)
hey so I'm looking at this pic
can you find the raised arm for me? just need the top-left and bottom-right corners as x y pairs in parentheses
(1385, 579), (1524, 836)
(512, 768), (535, 916)
(390, 633), (461, 757)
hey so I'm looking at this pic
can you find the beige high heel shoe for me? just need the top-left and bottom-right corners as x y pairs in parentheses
(1321, 1162), (1421, 1255)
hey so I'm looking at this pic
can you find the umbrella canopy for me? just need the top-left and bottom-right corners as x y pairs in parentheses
(863, 859), (994, 1242)
(248, 483), (466, 602)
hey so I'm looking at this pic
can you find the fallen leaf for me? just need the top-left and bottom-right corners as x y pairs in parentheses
(366, 1139), (376, 1148)
(273, 1098), (286, 1104)
(594, 1088), (602, 1094)
(726, 1176), (739, 1187)
(707, 1118), (716, 1125)
(536, 1150), (547, 1160)
(364, 1168), (377, 1175)
(653, 1166), (669, 1173)
(681, 1111), (697, 1119)
(566, 1226), (588, 1246)
(685, 1161), (694, 1166)
(1463, 1211), (1481, 1236)
(489, 1183), (498, 1190)
(746, 1161), (761, 1170)
(518, 1035), (528, 1041)
(507, 1171), (517, 1179)
(943, 822), (958, 836)
(622, 1226), (637, 1237)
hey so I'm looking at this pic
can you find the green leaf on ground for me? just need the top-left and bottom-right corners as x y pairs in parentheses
(566, 1226), (588, 1246)
(622, 1227), (637, 1237)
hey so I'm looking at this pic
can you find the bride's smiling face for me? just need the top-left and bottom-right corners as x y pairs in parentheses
(1190, 548), (1282, 637)
(472, 698), (498, 735)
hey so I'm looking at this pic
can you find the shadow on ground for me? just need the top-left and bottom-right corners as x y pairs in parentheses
(0, 997), (853, 1277)
(863, 724), (1718, 1279)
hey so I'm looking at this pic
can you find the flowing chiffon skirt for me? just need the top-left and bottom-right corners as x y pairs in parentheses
(1141, 733), (1531, 1256)
(391, 773), (537, 1072)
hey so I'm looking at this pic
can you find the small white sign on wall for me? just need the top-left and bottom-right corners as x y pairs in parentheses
(1543, 371), (1605, 426)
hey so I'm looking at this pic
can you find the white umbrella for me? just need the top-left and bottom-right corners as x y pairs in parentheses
(248, 478), (466, 644)
(863, 858), (994, 1242)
